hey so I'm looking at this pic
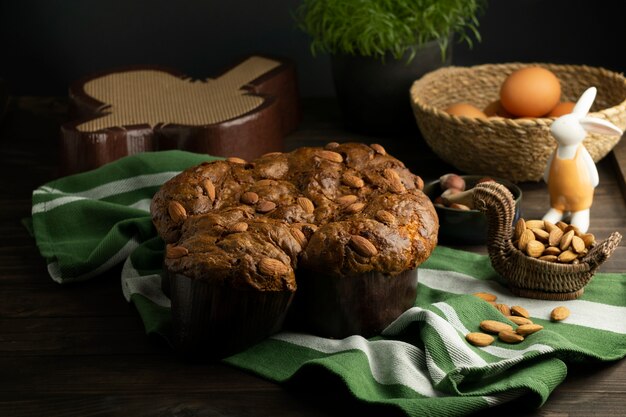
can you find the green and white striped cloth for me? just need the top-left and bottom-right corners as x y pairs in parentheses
(30, 150), (626, 417)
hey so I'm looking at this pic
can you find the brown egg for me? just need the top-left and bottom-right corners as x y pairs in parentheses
(444, 103), (487, 119)
(483, 99), (513, 118)
(547, 101), (576, 117)
(500, 67), (561, 117)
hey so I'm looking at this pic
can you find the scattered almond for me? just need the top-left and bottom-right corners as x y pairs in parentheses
(565, 225), (583, 237)
(518, 229), (535, 251)
(510, 305), (530, 318)
(581, 233), (596, 247)
(558, 250), (578, 263)
(499, 330), (524, 343)
(539, 255), (558, 262)
(514, 219), (526, 241)
(526, 240), (545, 258)
(556, 221), (568, 231)
(516, 324), (544, 336)
(466, 332), (494, 347)
(548, 228), (563, 246)
(571, 236), (586, 253)
(480, 320), (513, 334)
(550, 306), (570, 321)
(495, 303), (511, 316)
(543, 220), (558, 233)
(532, 228), (550, 242)
(473, 292), (497, 302)
(543, 246), (561, 256)
(506, 315), (533, 325)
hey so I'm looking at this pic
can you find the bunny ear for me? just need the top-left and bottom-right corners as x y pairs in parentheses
(572, 87), (597, 116)
(579, 117), (623, 136)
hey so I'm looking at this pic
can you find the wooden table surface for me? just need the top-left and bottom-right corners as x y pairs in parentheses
(1, 97), (625, 416)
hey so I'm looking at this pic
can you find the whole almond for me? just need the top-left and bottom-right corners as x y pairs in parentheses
(290, 227), (307, 248)
(375, 210), (396, 225)
(384, 168), (401, 183)
(525, 220), (545, 230)
(558, 250), (578, 263)
(166, 244), (188, 259)
(345, 202), (366, 214)
(565, 225), (583, 237)
(256, 179), (277, 187)
(518, 229), (535, 251)
(560, 230), (575, 250)
(228, 222), (248, 233)
(514, 218), (526, 240)
(261, 151), (283, 158)
(259, 257), (290, 276)
(370, 143), (387, 155)
(532, 228), (550, 242)
(480, 320), (513, 334)
(551, 306), (570, 321)
(473, 292), (497, 302)
(342, 174), (365, 188)
(202, 179), (216, 201)
(226, 156), (246, 164)
(336, 195), (358, 206)
(548, 228), (564, 246)
(516, 324), (544, 336)
(168, 200), (187, 223)
(526, 240), (545, 258)
(256, 200), (277, 213)
(466, 332), (494, 347)
(581, 233), (596, 247)
(543, 246), (561, 256)
(544, 220), (558, 233)
(499, 330), (524, 343)
(325, 141), (340, 149)
(539, 255), (558, 262)
(510, 305), (530, 318)
(506, 316), (533, 325)
(349, 235), (378, 257)
(495, 303), (511, 316)
(388, 179), (406, 194)
(297, 197), (315, 214)
(317, 150), (343, 163)
(240, 191), (259, 205)
(556, 221), (568, 231)
(571, 236), (586, 253)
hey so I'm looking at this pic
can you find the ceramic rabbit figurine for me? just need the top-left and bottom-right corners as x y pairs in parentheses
(543, 87), (623, 232)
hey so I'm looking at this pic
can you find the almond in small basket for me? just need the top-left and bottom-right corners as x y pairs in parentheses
(512, 218), (595, 264)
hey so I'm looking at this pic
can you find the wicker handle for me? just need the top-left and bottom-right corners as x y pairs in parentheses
(582, 231), (622, 272)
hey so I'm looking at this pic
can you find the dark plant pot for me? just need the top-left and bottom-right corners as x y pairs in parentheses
(331, 40), (452, 136)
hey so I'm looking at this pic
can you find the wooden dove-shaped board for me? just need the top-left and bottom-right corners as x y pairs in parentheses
(61, 55), (300, 174)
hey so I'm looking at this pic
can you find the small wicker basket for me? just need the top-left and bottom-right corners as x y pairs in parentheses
(472, 182), (622, 300)
(410, 63), (626, 182)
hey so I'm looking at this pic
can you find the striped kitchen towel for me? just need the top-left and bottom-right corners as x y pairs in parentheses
(30, 150), (626, 417)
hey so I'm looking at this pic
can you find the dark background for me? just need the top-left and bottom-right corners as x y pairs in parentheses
(1, 0), (625, 97)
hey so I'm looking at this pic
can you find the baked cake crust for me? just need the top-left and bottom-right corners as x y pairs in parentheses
(151, 143), (438, 291)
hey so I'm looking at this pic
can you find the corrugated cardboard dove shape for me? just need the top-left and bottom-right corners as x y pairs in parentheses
(61, 56), (300, 174)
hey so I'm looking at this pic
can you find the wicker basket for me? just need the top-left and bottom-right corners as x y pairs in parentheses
(473, 182), (622, 300)
(410, 63), (626, 182)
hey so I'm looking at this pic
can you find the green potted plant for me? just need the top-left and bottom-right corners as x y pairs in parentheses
(294, 0), (486, 135)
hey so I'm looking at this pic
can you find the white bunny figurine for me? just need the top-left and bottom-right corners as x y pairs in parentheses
(543, 86), (623, 233)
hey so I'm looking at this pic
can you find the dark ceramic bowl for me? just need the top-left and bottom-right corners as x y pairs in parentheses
(423, 175), (522, 245)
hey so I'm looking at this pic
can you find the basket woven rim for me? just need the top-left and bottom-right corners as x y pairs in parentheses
(410, 62), (626, 128)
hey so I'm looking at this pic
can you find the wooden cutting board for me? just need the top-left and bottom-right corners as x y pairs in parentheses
(61, 55), (300, 174)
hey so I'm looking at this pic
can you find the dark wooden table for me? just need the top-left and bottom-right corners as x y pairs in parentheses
(1, 97), (625, 416)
